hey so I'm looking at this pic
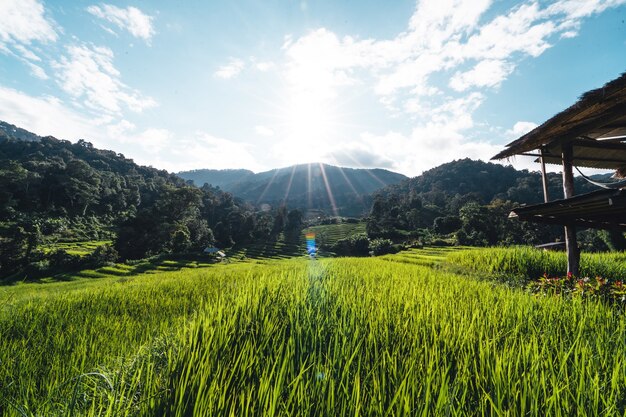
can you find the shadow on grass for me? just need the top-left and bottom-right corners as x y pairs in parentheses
(0, 254), (219, 286)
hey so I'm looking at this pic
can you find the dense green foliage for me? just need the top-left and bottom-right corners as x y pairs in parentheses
(179, 163), (407, 217)
(3, 250), (626, 415)
(368, 158), (613, 248)
(0, 130), (304, 278)
(2, 120), (622, 281)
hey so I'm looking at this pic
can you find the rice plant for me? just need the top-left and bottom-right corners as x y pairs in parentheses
(3, 252), (626, 415)
(446, 246), (626, 282)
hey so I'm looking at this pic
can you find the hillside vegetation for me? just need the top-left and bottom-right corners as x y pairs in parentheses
(368, 158), (617, 249)
(3, 120), (624, 281)
(178, 163), (407, 217)
(0, 126), (306, 279)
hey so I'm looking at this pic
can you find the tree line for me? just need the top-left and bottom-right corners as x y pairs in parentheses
(366, 158), (622, 251)
(0, 134), (304, 279)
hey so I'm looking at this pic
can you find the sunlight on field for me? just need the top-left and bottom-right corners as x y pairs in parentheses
(2, 249), (626, 415)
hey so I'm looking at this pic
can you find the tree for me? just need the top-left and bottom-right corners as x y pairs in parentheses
(272, 206), (287, 236)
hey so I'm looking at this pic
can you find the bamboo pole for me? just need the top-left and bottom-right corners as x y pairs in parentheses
(561, 141), (579, 275)
(540, 146), (550, 203)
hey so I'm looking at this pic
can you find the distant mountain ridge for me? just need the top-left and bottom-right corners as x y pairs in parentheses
(376, 158), (612, 205)
(178, 164), (408, 217)
(176, 168), (255, 190)
(0, 121), (42, 142)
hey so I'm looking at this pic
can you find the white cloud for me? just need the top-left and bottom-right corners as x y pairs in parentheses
(545, 0), (626, 20)
(166, 133), (264, 172)
(14, 44), (41, 61)
(86, 4), (155, 42)
(0, 0), (57, 48)
(506, 121), (539, 139)
(345, 128), (502, 177)
(0, 85), (99, 141)
(255, 125), (275, 137)
(0, 0), (58, 79)
(325, 145), (395, 169)
(283, 0), (626, 111)
(52, 43), (157, 114)
(255, 61), (275, 71)
(0, 84), (255, 172)
(449, 60), (513, 91)
(215, 58), (245, 79)
(276, 0), (626, 174)
(25, 62), (48, 80)
(117, 127), (172, 154)
(0, 84), (265, 173)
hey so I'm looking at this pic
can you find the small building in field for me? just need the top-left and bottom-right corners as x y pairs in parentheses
(492, 72), (626, 275)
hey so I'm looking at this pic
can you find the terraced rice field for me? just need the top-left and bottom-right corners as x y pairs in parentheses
(304, 222), (367, 246)
(41, 240), (113, 257)
(228, 222), (367, 260)
(3, 246), (626, 416)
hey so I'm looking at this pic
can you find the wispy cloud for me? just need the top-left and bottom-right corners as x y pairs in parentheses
(0, 0), (58, 78)
(505, 121), (539, 139)
(0, 85), (100, 141)
(449, 60), (513, 92)
(163, 132), (263, 172)
(279, 0), (626, 174)
(87, 4), (155, 43)
(0, 0), (58, 48)
(25, 62), (49, 80)
(255, 125), (275, 137)
(52, 43), (157, 114)
(254, 61), (275, 72)
(0, 84), (258, 173)
(215, 58), (245, 79)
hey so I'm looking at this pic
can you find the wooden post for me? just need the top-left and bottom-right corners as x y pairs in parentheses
(540, 146), (550, 203)
(561, 141), (579, 275)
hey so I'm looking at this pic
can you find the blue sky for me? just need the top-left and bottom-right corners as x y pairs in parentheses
(0, 0), (625, 176)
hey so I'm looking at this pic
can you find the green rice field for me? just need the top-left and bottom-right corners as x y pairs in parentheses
(227, 222), (367, 260)
(2, 247), (626, 416)
(41, 240), (113, 257)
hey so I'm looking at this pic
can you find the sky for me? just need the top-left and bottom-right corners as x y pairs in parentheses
(0, 0), (625, 177)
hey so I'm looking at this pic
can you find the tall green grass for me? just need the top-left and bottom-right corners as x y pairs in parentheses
(446, 246), (626, 282)
(3, 254), (626, 415)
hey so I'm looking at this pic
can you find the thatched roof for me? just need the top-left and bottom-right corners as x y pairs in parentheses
(492, 72), (626, 162)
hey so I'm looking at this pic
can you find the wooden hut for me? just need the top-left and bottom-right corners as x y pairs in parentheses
(492, 72), (626, 275)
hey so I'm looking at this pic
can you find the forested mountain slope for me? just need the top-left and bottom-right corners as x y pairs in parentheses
(179, 163), (407, 217)
(0, 123), (304, 278)
(368, 158), (614, 249)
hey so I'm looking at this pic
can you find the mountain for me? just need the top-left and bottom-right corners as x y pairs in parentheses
(0, 120), (285, 277)
(367, 158), (615, 248)
(176, 168), (254, 190)
(0, 121), (42, 142)
(378, 158), (610, 205)
(178, 163), (408, 217)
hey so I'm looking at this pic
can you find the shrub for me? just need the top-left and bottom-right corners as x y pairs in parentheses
(331, 234), (370, 256)
(370, 238), (397, 256)
(86, 244), (119, 268)
(48, 249), (83, 269)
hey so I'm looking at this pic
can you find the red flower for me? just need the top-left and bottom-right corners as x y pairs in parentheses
(567, 271), (573, 279)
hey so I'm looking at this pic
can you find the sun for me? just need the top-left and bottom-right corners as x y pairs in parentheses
(268, 89), (347, 165)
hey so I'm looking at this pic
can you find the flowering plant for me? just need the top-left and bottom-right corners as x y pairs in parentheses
(528, 273), (625, 303)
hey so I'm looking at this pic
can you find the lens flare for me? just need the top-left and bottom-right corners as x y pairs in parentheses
(306, 232), (317, 256)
